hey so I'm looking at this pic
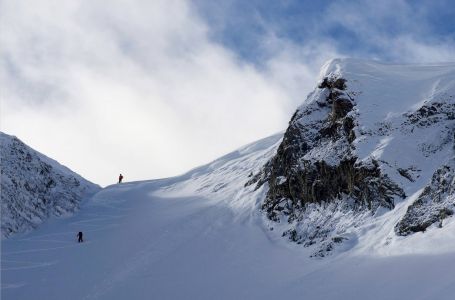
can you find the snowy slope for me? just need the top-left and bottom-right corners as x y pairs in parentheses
(322, 59), (454, 190)
(2, 130), (455, 300)
(1, 132), (100, 238)
(2, 59), (455, 299)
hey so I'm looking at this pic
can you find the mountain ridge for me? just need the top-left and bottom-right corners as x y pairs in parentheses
(0, 132), (101, 238)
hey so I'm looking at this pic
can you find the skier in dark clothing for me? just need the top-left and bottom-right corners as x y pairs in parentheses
(118, 174), (124, 183)
(77, 231), (83, 243)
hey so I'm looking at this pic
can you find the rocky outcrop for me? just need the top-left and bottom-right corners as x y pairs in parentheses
(246, 59), (455, 255)
(405, 101), (455, 127)
(395, 163), (455, 236)
(245, 74), (406, 255)
(262, 157), (404, 223)
(250, 76), (404, 220)
(394, 98), (455, 236)
(1, 132), (100, 238)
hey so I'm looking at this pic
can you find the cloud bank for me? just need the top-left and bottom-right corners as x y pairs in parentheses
(1, 0), (454, 185)
(1, 0), (317, 185)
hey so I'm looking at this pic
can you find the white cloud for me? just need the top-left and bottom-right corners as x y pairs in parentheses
(3, 0), (451, 187)
(1, 0), (313, 186)
(261, 34), (342, 110)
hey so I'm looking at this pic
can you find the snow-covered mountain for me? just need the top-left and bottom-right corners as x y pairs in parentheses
(246, 58), (455, 255)
(2, 59), (455, 300)
(0, 132), (100, 238)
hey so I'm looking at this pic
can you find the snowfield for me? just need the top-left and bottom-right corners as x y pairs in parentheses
(2, 59), (455, 299)
(2, 133), (455, 300)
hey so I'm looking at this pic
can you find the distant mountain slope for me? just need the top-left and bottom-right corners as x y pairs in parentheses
(0, 132), (100, 238)
(247, 59), (455, 255)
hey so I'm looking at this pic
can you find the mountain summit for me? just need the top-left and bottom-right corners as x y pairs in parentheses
(249, 58), (455, 255)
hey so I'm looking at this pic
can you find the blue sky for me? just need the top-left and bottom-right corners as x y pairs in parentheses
(1, 0), (454, 185)
(193, 0), (455, 64)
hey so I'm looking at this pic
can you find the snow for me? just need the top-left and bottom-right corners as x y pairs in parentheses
(320, 59), (455, 197)
(2, 131), (455, 300)
(2, 59), (455, 299)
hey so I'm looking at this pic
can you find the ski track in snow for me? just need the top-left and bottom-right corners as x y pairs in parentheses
(3, 172), (455, 300)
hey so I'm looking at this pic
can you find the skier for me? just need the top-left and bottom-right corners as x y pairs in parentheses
(118, 173), (124, 183)
(77, 231), (83, 243)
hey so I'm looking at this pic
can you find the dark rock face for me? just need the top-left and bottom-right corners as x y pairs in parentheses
(262, 158), (404, 222)
(1, 133), (100, 237)
(395, 163), (455, 236)
(406, 102), (455, 126)
(251, 77), (404, 222)
(247, 76), (405, 253)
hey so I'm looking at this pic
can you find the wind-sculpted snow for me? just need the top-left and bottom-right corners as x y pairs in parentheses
(249, 59), (455, 255)
(0, 132), (100, 238)
(157, 133), (283, 216)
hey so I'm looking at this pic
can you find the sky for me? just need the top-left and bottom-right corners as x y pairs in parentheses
(1, 0), (455, 186)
